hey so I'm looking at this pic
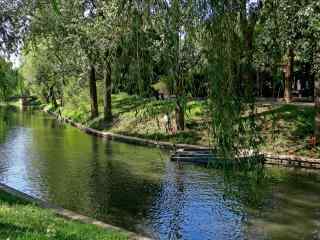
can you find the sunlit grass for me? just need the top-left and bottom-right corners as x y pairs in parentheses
(0, 190), (128, 240)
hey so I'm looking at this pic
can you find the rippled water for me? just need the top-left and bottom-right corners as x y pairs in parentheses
(0, 106), (320, 240)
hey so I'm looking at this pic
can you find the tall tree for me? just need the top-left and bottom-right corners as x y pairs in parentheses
(315, 61), (320, 143)
(284, 46), (294, 102)
(30, 0), (102, 118)
(159, 0), (199, 131)
(309, 4), (320, 143)
(104, 55), (112, 121)
(89, 62), (99, 118)
(261, 0), (307, 102)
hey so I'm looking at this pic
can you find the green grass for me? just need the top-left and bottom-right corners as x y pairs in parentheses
(50, 92), (319, 158)
(60, 92), (210, 145)
(0, 190), (128, 240)
(257, 104), (319, 158)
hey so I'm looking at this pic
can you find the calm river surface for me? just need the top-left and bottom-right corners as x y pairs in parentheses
(0, 106), (320, 240)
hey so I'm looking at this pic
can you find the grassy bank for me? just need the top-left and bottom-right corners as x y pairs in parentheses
(43, 93), (319, 158)
(46, 93), (210, 146)
(0, 190), (128, 240)
(257, 104), (319, 158)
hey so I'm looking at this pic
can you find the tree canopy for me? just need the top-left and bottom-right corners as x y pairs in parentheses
(0, 0), (319, 155)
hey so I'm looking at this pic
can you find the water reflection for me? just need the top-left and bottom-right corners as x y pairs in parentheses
(0, 107), (319, 240)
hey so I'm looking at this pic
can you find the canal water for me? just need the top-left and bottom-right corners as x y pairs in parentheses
(0, 106), (319, 240)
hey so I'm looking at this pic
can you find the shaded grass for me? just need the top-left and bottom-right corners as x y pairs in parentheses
(0, 190), (128, 240)
(257, 104), (319, 158)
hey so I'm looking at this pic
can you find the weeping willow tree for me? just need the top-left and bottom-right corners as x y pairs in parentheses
(114, 0), (158, 96)
(21, 0), (265, 157)
(116, 0), (263, 155)
(204, 0), (262, 159)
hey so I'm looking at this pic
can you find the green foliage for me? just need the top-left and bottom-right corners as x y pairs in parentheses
(50, 0), (61, 15)
(203, 1), (261, 158)
(255, 0), (320, 73)
(4, 0), (319, 156)
(0, 58), (21, 101)
(20, 44), (64, 105)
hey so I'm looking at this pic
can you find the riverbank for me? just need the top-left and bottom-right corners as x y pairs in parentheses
(0, 185), (130, 240)
(3, 95), (318, 159)
(42, 93), (319, 159)
(42, 106), (320, 169)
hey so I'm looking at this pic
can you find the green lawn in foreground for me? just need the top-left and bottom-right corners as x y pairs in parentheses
(0, 190), (128, 240)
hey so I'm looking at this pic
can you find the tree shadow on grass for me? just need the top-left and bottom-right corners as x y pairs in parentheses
(255, 105), (315, 139)
(0, 222), (36, 239)
(112, 95), (148, 115)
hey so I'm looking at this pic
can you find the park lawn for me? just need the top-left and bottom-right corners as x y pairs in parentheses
(0, 190), (128, 240)
(48, 92), (319, 158)
(257, 104), (320, 158)
(58, 92), (210, 145)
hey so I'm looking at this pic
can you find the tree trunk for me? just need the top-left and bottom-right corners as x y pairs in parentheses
(174, 20), (185, 132)
(89, 64), (99, 119)
(284, 47), (294, 103)
(271, 66), (276, 98)
(315, 70), (320, 144)
(104, 61), (112, 121)
(175, 73), (185, 131)
(50, 86), (58, 109)
(175, 101), (185, 131)
(256, 69), (260, 97)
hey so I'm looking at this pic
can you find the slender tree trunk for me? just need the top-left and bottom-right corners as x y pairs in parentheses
(44, 94), (50, 104)
(60, 93), (64, 107)
(272, 80), (276, 98)
(175, 61), (185, 131)
(89, 64), (99, 119)
(173, 10), (185, 132)
(175, 100), (185, 131)
(175, 73), (185, 131)
(315, 88), (320, 144)
(51, 88), (58, 108)
(315, 67), (320, 144)
(271, 66), (276, 98)
(284, 47), (294, 103)
(256, 69), (260, 97)
(104, 61), (112, 121)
